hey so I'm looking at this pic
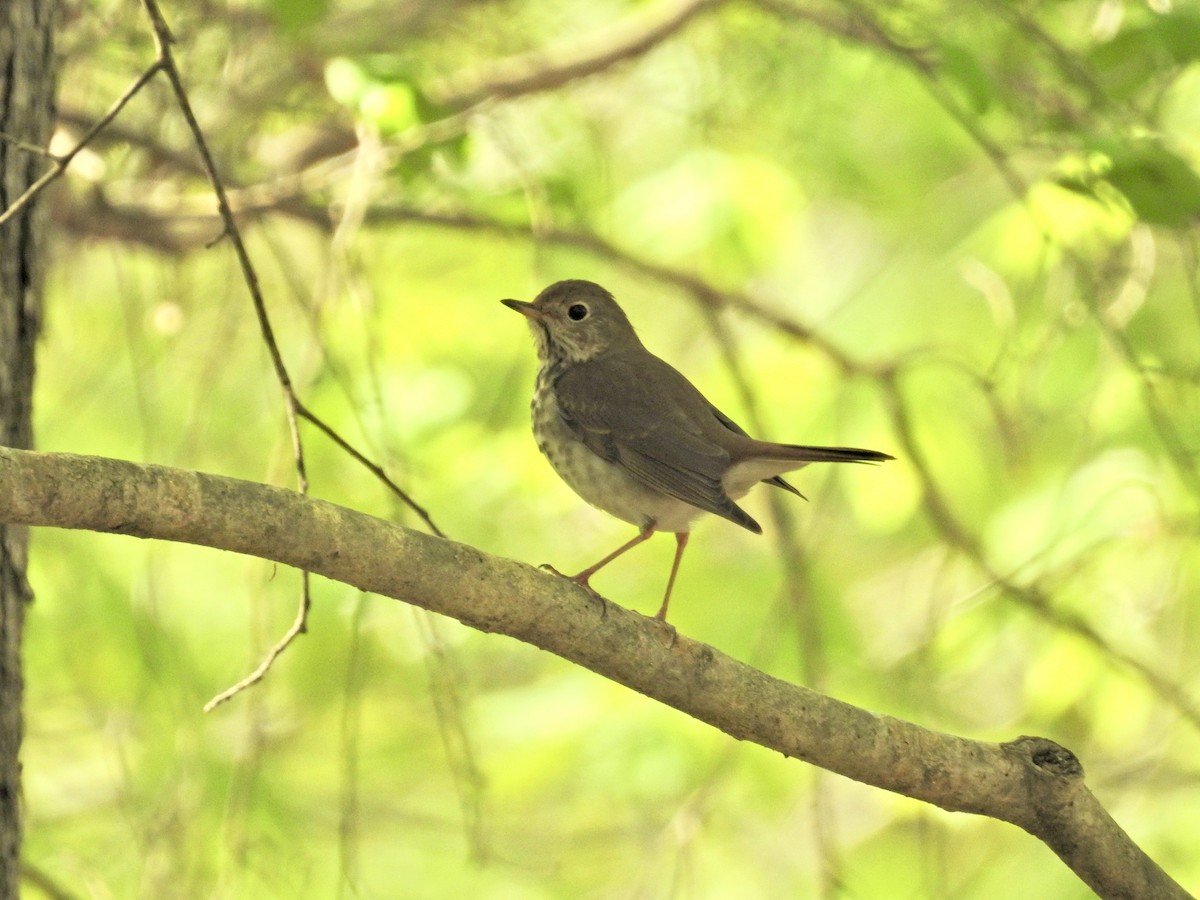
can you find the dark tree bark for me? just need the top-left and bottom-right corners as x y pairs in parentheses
(0, 0), (57, 892)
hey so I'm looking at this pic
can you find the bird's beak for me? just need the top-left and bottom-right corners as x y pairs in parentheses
(501, 298), (543, 320)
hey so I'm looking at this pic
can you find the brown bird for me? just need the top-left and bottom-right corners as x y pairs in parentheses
(503, 279), (892, 621)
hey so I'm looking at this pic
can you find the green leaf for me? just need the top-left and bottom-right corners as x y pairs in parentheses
(1092, 137), (1200, 228)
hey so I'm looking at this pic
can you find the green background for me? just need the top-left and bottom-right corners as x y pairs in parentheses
(23, 0), (1200, 896)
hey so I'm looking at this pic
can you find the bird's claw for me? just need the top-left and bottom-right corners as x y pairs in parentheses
(652, 615), (678, 647)
(538, 563), (609, 618)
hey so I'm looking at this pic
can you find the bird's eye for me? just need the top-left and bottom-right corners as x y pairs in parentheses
(567, 303), (589, 321)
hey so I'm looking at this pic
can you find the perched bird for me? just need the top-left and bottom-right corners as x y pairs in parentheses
(503, 279), (892, 622)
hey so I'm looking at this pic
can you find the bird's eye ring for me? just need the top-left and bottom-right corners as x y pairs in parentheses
(567, 303), (589, 321)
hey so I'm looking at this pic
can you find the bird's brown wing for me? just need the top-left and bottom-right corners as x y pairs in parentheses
(552, 353), (761, 532)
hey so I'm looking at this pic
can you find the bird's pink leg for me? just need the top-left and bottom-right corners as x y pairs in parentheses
(654, 532), (690, 622)
(568, 526), (656, 587)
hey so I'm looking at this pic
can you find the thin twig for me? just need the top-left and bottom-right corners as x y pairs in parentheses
(0, 133), (56, 156)
(294, 401), (445, 537)
(202, 586), (312, 712)
(431, 0), (724, 107)
(0, 59), (164, 228)
(137, 0), (302, 430)
(137, 0), (448, 707)
(138, 0), (314, 707)
(52, 196), (447, 531)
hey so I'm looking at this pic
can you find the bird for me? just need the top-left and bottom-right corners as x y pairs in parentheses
(502, 279), (892, 622)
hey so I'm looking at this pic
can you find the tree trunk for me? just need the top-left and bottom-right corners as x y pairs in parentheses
(0, 0), (57, 892)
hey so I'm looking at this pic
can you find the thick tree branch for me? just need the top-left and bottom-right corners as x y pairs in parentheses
(0, 447), (1189, 899)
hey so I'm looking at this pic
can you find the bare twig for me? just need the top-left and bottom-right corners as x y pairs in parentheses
(136, 0), (314, 707)
(294, 400), (445, 537)
(0, 59), (164, 227)
(431, 0), (724, 107)
(202, 583), (312, 712)
(137, 0), (302, 445)
(135, 0), (449, 706)
(750, 0), (935, 65)
(55, 104), (210, 177)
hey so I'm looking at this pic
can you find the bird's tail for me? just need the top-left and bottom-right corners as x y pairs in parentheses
(724, 443), (893, 503)
(761, 443), (894, 464)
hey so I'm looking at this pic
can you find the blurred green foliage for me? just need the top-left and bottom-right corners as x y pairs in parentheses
(23, 0), (1200, 896)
